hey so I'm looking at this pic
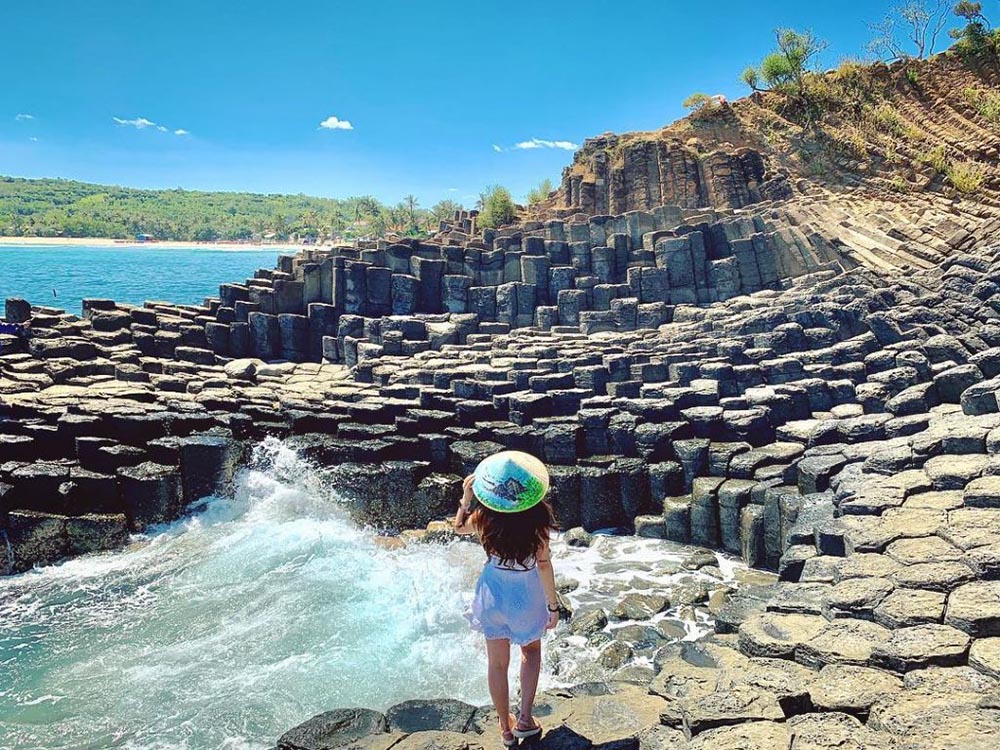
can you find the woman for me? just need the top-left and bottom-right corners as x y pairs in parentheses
(454, 451), (560, 748)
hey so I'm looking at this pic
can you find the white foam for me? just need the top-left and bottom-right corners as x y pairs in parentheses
(0, 439), (744, 749)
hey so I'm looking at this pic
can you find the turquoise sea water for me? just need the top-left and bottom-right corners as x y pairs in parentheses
(0, 440), (737, 749)
(0, 244), (291, 317)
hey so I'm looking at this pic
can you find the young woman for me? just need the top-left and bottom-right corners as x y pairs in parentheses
(453, 451), (559, 748)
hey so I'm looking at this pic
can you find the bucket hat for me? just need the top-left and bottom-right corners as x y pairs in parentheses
(472, 451), (550, 513)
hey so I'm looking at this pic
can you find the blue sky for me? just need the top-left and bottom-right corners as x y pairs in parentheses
(4, 1), (900, 206)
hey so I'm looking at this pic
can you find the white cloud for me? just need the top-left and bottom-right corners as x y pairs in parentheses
(319, 115), (353, 130)
(492, 144), (503, 152)
(447, 187), (458, 192)
(113, 116), (158, 129)
(28, 136), (39, 142)
(15, 113), (34, 121)
(512, 137), (578, 151)
(113, 116), (190, 136)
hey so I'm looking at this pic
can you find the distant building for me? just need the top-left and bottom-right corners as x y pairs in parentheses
(135, 233), (156, 243)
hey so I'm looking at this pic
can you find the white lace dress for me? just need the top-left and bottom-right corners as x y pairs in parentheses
(466, 554), (549, 645)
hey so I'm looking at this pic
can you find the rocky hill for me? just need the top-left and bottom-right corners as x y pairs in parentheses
(532, 50), (1000, 274)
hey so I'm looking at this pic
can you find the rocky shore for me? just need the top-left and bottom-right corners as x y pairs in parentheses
(4, 157), (1000, 748)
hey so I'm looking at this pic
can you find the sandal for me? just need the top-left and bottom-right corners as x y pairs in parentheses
(512, 718), (542, 740)
(499, 714), (518, 748)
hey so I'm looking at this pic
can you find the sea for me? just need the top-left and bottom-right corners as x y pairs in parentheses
(0, 243), (293, 317)
(0, 441), (741, 750)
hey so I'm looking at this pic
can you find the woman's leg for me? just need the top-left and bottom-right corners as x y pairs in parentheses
(486, 638), (513, 733)
(517, 639), (542, 728)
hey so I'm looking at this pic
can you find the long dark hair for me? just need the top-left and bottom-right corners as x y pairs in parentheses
(471, 500), (555, 567)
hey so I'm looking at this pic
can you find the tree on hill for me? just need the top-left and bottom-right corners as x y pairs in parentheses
(477, 185), (517, 229)
(526, 178), (554, 206)
(868, 0), (951, 61)
(740, 28), (829, 126)
(950, 1), (999, 58)
(741, 29), (828, 96)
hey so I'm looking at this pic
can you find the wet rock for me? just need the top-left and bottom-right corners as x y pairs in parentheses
(65, 513), (129, 556)
(563, 527), (593, 548)
(612, 593), (669, 621)
(598, 640), (634, 669)
(179, 434), (238, 505)
(670, 578), (710, 607)
(571, 609), (608, 637)
(386, 699), (477, 734)
(633, 515), (666, 539)
(555, 575), (579, 594)
(276, 708), (389, 750)
(117, 461), (183, 530)
(681, 550), (717, 570)
(6, 510), (67, 572)
(613, 624), (664, 651)
(655, 619), (687, 641)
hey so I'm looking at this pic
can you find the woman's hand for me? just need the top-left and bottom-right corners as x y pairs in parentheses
(546, 610), (559, 630)
(461, 474), (475, 509)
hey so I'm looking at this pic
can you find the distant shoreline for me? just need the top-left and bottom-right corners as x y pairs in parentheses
(0, 236), (313, 252)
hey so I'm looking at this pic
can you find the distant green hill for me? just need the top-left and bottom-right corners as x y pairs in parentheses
(0, 176), (455, 242)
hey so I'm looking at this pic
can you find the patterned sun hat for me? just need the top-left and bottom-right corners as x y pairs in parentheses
(472, 451), (550, 513)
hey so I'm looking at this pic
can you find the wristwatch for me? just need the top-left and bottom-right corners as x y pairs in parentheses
(547, 603), (560, 612)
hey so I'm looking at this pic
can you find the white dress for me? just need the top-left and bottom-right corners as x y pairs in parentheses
(466, 554), (549, 645)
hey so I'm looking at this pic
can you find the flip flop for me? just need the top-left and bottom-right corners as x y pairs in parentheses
(512, 719), (542, 739)
(500, 714), (518, 748)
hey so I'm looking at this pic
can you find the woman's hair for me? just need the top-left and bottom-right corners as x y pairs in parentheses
(471, 500), (554, 567)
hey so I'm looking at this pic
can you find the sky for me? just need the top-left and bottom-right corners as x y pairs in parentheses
(3, 0), (902, 206)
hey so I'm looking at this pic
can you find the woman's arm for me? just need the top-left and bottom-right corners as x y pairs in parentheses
(536, 537), (559, 629)
(453, 474), (477, 536)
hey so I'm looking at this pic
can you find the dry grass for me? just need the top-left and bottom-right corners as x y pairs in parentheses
(963, 87), (1000, 126)
(919, 145), (949, 174)
(947, 161), (986, 193)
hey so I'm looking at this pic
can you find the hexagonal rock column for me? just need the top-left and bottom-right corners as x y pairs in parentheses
(117, 462), (183, 530)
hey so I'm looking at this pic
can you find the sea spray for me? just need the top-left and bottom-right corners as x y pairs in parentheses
(0, 439), (743, 750)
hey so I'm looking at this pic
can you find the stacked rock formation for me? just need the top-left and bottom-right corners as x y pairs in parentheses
(271, 245), (1000, 750)
(4, 214), (1000, 747)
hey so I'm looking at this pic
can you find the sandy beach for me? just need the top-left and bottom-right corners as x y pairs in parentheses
(0, 236), (314, 251)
